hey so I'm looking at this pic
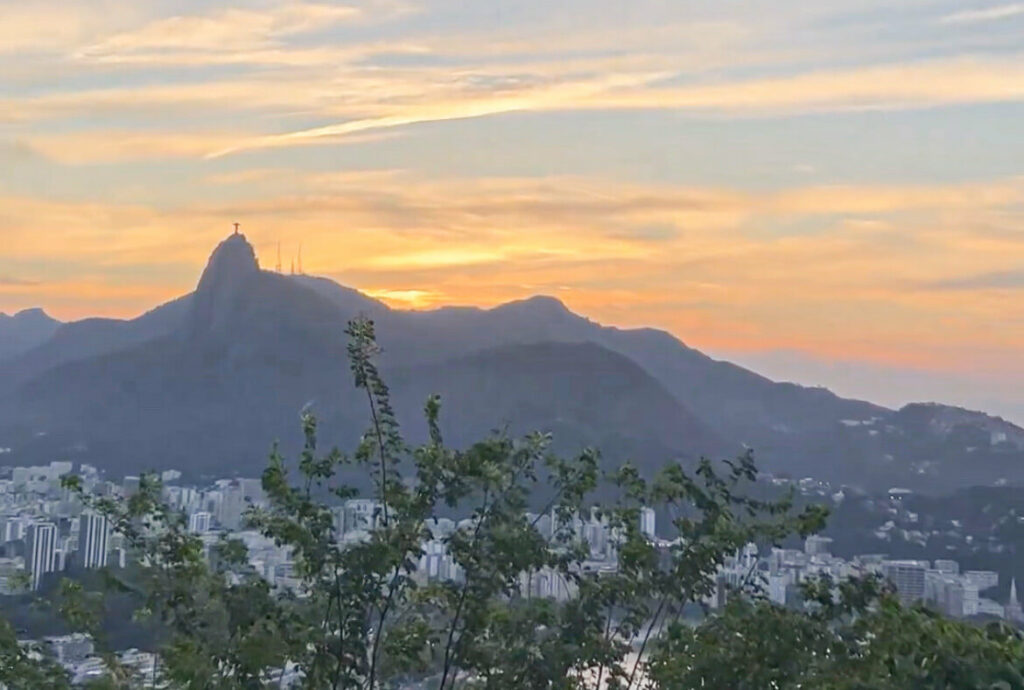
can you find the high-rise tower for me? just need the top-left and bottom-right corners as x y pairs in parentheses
(26, 521), (57, 590)
(78, 511), (110, 570)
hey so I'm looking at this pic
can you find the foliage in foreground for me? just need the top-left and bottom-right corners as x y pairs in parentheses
(2, 317), (1023, 689)
(649, 575), (1024, 689)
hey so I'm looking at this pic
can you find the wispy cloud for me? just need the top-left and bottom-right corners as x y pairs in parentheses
(607, 224), (682, 243)
(75, 3), (363, 62)
(203, 55), (1024, 158)
(204, 71), (669, 158)
(0, 275), (39, 286)
(939, 3), (1024, 24)
(927, 268), (1024, 290)
(24, 131), (254, 164)
(366, 248), (508, 269)
(202, 168), (285, 186)
(5, 1), (1024, 165)
(23, 129), (399, 164)
(0, 1), (144, 55)
(590, 55), (1024, 114)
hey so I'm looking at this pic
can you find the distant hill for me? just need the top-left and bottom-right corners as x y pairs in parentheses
(0, 296), (192, 394)
(390, 341), (725, 459)
(2, 231), (1022, 493)
(893, 402), (1024, 447)
(0, 308), (60, 360)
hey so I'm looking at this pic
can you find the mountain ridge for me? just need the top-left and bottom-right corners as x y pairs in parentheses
(2, 231), (1020, 493)
(0, 307), (61, 361)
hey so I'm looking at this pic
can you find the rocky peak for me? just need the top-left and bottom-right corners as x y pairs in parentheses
(1, 307), (55, 323)
(189, 232), (261, 335)
(195, 232), (259, 296)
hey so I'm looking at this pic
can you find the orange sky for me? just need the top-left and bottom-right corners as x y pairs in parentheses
(3, 0), (1024, 419)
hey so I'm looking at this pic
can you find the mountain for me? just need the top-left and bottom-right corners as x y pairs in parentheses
(375, 297), (886, 481)
(289, 274), (389, 317)
(0, 297), (192, 394)
(0, 233), (723, 484)
(872, 403), (1024, 488)
(4, 236), (363, 480)
(390, 341), (724, 458)
(893, 403), (1024, 448)
(0, 231), (1020, 492)
(0, 308), (60, 360)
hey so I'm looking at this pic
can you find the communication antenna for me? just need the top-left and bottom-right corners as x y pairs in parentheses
(298, 242), (303, 275)
(275, 242), (282, 273)
(290, 258), (295, 275)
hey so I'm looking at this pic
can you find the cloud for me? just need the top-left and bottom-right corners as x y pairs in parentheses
(4, 52), (663, 124)
(927, 269), (1024, 290)
(203, 54), (1024, 157)
(75, 3), (362, 61)
(0, 275), (39, 286)
(202, 168), (284, 186)
(366, 248), (508, 269)
(23, 131), (254, 164)
(939, 4), (1024, 24)
(205, 71), (669, 157)
(360, 287), (442, 308)
(607, 224), (682, 242)
(22, 128), (400, 164)
(0, 1), (145, 55)
(763, 177), (1024, 216)
(598, 55), (1024, 114)
(6, 0), (1024, 165)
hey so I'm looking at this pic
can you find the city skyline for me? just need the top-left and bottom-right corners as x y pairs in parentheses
(1, 457), (1015, 622)
(3, 0), (1024, 420)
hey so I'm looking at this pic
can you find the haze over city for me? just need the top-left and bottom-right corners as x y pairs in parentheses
(3, 0), (1024, 421)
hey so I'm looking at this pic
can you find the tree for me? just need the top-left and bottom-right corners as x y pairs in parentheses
(0, 615), (72, 690)
(646, 574), (1024, 690)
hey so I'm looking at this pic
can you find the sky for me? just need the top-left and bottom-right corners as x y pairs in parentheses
(2, 0), (1024, 421)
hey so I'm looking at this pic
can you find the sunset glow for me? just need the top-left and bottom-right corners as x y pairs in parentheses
(3, 0), (1024, 419)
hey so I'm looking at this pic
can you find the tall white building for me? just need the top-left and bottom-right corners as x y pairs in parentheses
(78, 512), (110, 569)
(178, 486), (199, 513)
(344, 499), (382, 533)
(217, 484), (247, 530)
(639, 507), (656, 539)
(189, 511), (212, 535)
(26, 521), (57, 590)
(804, 535), (833, 556)
(122, 476), (141, 497)
(2, 516), (28, 543)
